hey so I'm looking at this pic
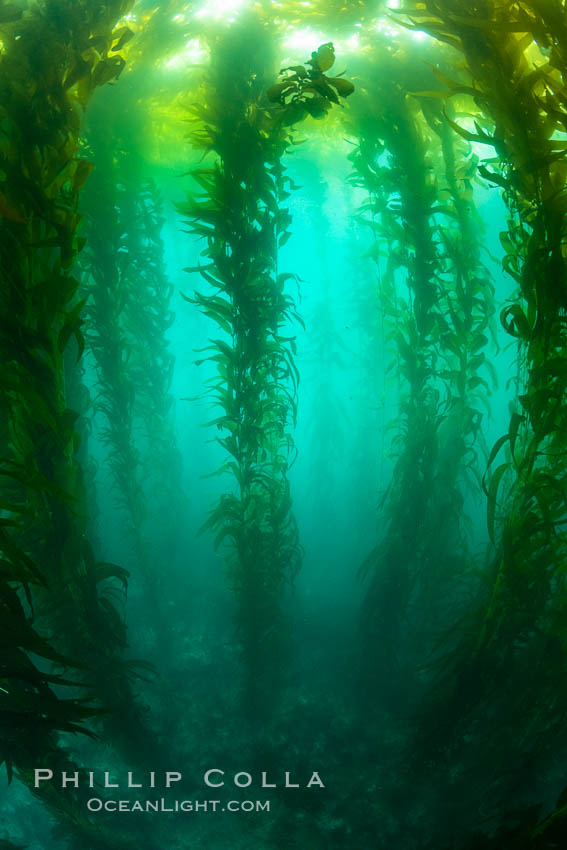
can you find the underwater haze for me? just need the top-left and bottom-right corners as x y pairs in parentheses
(1, 1), (567, 849)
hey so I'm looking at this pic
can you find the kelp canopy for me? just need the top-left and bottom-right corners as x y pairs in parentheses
(1, 0), (567, 849)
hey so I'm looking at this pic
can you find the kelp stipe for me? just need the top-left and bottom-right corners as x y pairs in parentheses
(347, 47), (494, 718)
(120, 174), (184, 550)
(389, 0), (567, 826)
(80, 134), (146, 552)
(0, 0), (156, 829)
(179, 20), (301, 717)
(179, 23), (353, 715)
(80, 111), (185, 734)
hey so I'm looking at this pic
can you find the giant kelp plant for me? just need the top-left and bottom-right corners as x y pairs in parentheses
(2, 1), (567, 849)
(0, 0), (155, 841)
(348, 45), (495, 716)
(381, 0), (567, 823)
(179, 25), (353, 714)
(79, 103), (185, 704)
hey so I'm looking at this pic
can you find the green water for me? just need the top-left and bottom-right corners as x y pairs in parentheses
(1, 1), (567, 849)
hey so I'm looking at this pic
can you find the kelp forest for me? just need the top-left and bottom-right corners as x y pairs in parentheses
(1, 0), (567, 848)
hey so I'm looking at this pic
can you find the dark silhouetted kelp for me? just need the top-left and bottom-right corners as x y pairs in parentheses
(347, 47), (495, 730)
(2, 2), (567, 849)
(0, 0), (153, 844)
(179, 24), (353, 716)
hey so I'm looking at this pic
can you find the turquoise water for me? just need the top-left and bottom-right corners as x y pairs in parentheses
(1, 2), (566, 849)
